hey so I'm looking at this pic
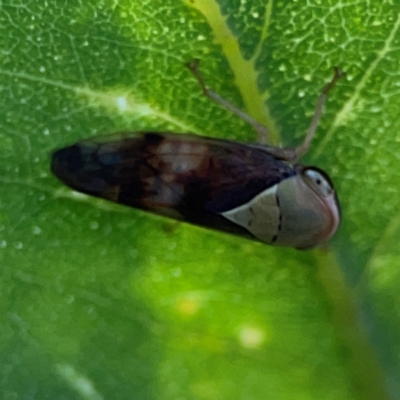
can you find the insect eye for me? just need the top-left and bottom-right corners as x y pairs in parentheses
(302, 168), (333, 197)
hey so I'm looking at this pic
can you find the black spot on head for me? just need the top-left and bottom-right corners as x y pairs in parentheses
(276, 193), (282, 231)
(275, 193), (280, 208)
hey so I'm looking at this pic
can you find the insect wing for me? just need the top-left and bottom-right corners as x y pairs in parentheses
(51, 132), (295, 238)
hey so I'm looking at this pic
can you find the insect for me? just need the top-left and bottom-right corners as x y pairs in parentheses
(51, 60), (343, 249)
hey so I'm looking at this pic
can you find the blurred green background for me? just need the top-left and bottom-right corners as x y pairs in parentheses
(1, 0), (400, 399)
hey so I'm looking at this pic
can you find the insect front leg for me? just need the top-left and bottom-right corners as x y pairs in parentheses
(185, 59), (270, 143)
(261, 67), (345, 162)
(293, 67), (345, 161)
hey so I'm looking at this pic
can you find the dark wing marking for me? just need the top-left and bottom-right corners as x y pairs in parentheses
(51, 132), (295, 236)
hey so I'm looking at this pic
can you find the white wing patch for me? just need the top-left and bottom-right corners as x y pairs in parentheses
(220, 185), (280, 243)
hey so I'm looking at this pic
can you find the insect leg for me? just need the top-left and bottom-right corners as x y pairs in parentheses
(185, 59), (270, 142)
(294, 67), (345, 160)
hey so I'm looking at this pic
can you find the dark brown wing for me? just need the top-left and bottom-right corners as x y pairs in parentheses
(51, 132), (295, 234)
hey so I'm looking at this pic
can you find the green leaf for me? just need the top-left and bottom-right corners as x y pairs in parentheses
(1, 0), (399, 399)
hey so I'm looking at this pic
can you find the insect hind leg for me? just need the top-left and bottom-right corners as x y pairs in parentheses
(185, 59), (270, 143)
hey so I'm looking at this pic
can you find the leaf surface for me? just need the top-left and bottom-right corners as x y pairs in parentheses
(1, 1), (399, 399)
